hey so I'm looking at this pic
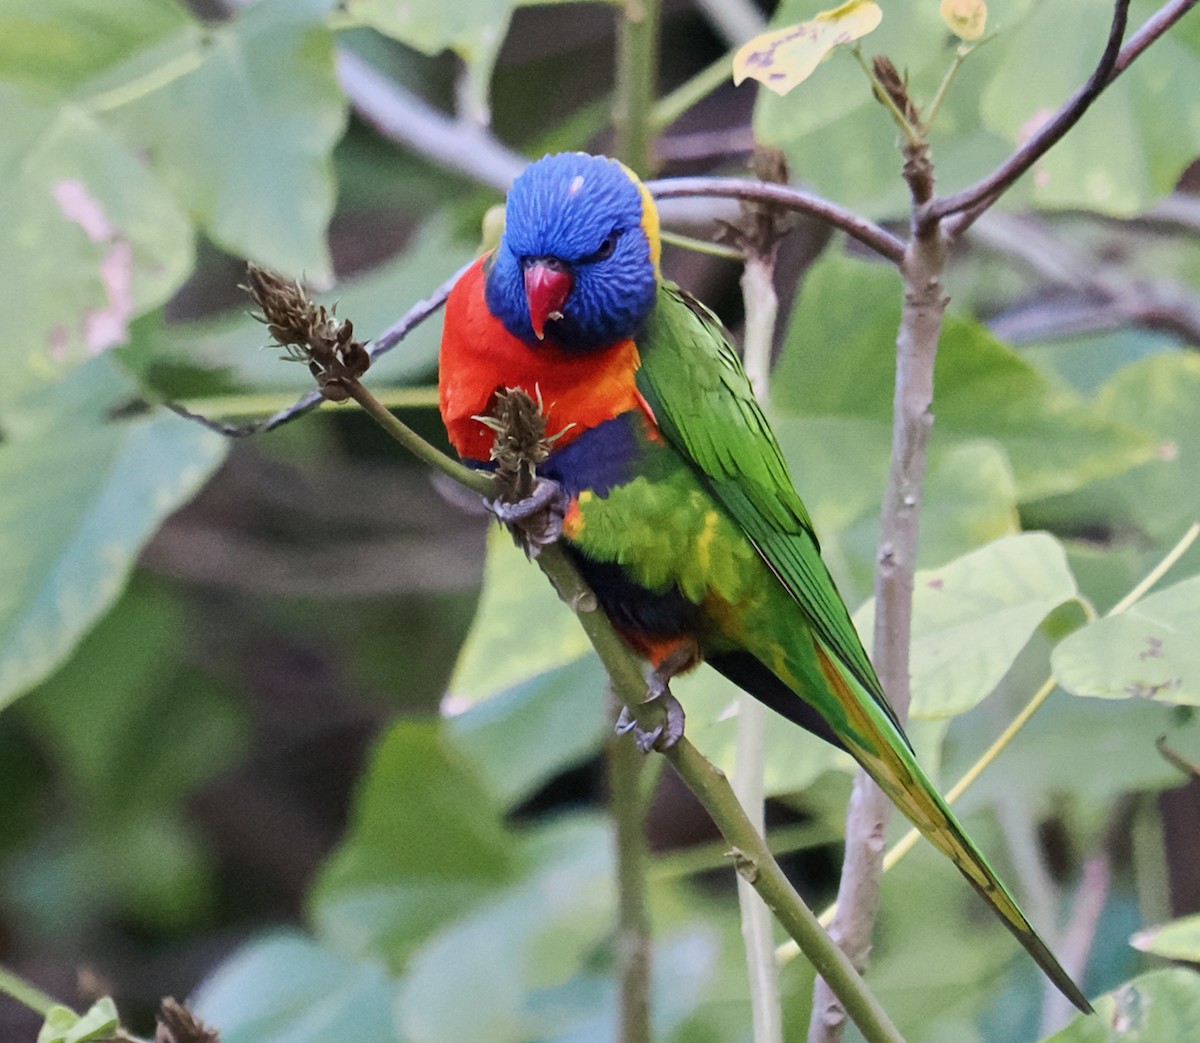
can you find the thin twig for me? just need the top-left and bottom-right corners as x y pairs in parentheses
(611, 3), (663, 1034)
(646, 178), (905, 265)
(922, 0), (1151, 237)
(167, 263), (467, 438)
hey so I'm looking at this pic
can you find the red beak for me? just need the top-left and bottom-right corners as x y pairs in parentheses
(523, 260), (572, 340)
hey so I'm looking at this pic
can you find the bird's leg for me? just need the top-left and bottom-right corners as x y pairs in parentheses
(486, 475), (569, 557)
(614, 645), (694, 753)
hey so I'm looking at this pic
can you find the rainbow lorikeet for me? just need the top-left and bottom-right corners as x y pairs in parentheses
(438, 151), (1090, 1013)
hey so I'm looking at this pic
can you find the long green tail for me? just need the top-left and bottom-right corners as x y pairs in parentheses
(812, 643), (1093, 1014)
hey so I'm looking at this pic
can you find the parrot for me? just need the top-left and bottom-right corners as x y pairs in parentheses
(437, 151), (1091, 1014)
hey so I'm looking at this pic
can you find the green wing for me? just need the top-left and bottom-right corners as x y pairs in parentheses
(634, 281), (893, 717)
(634, 280), (1092, 1015)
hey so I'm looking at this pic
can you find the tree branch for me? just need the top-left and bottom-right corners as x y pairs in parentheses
(646, 178), (905, 265)
(920, 0), (1130, 234)
(922, 0), (1199, 238)
(809, 133), (944, 1043)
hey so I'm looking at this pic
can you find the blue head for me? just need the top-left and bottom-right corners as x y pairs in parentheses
(485, 153), (661, 351)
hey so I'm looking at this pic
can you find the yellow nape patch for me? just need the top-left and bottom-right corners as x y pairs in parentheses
(617, 161), (661, 275)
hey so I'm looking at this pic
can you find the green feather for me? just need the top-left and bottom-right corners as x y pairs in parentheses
(630, 280), (1092, 1015)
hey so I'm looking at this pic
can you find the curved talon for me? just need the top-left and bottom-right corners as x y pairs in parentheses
(614, 690), (685, 753)
(485, 476), (569, 557)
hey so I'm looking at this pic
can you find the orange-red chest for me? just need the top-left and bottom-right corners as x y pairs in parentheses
(438, 255), (651, 462)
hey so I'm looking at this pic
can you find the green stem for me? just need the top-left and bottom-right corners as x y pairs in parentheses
(736, 247), (783, 1043)
(345, 382), (492, 496)
(924, 49), (967, 131)
(0, 964), (60, 1018)
(614, 0), (663, 175)
(179, 385), (440, 421)
(660, 229), (745, 261)
(85, 45), (205, 113)
(611, 4), (663, 1037)
(650, 52), (735, 132)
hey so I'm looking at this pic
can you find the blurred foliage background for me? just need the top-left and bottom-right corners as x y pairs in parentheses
(2, 0), (1200, 1040)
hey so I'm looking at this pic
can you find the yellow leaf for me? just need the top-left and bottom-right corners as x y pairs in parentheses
(939, 0), (987, 41)
(733, 0), (883, 96)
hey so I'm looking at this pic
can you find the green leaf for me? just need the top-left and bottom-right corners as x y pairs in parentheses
(396, 816), (615, 1043)
(0, 357), (227, 709)
(1132, 913), (1200, 962)
(1043, 968), (1200, 1042)
(0, 88), (191, 395)
(311, 719), (517, 967)
(37, 998), (119, 1043)
(981, 0), (1200, 215)
(449, 526), (591, 703)
(448, 656), (609, 810)
(12, 576), (247, 934)
(855, 533), (1082, 718)
(98, 0), (346, 279)
(0, 0), (191, 93)
(191, 931), (397, 1043)
(1051, 575), (1200, 705)
(773, 414), (1020, 605)
(773, 251), (1157, 501)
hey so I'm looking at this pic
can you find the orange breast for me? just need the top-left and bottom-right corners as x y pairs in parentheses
(439, 255), (650, 462)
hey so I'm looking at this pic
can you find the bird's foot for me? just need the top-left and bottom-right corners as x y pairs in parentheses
(614, 644), (694, 752)
(486, 476), (568, 558)
(615, 689), (685, 753)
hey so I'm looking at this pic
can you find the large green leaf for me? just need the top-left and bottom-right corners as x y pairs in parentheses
(773, 251), (1157, 501)
(448, 526), (592, 703)
(0, 0), (190, 92)
(448, 656), (609, 810)
(854, 533), (1082, 718)
(10, 576), (247, 935)
(310, 719), (517, 968)
(0, 357), (227, 708)
(774, 414), (1020, 605)
(1044, 968), (1200, 1043)
(1131, 913), (1200, 962)
(96, 0), (345, 279)
(396, 816), (615, 1043)
(0, 87), (192, 395)
(191, 931), (397, 1043)
(341, 0), (527, 121)
(1072, 352), (1200, 546)
(1051, 575), (1200, 705)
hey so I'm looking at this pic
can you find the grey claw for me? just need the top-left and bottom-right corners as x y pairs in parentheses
(485, 476), (569, 557)
(614, 691), (685, 753)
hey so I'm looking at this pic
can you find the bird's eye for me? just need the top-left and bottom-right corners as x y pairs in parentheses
(586, 230), (620, 263)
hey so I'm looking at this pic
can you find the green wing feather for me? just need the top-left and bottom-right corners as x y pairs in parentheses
(635, 284), (892, 715)
(633, 280), (1092, 1014)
